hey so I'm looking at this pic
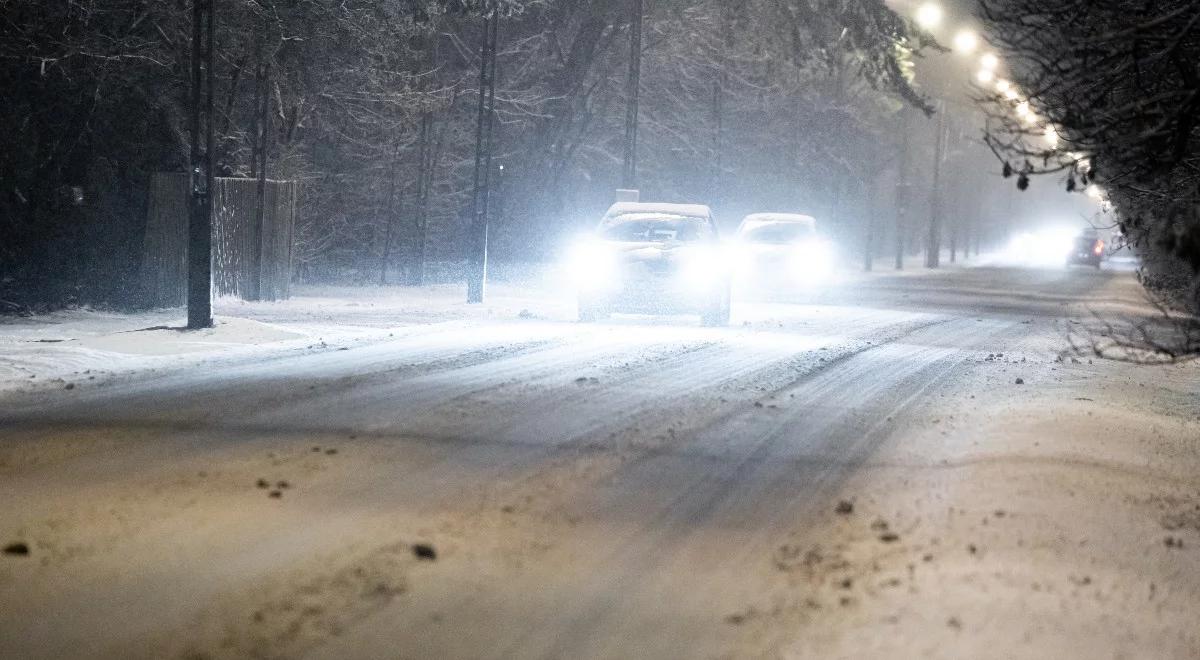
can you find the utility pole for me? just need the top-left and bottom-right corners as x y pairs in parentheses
(949, 168), (958, 264)
(863, 180), (875, 272)
(712, 3), (730, 202)
(894, 109), (912, 270)
(188, 0), (215, 328)
(250, 29), (271, 300)
(467, 9), (499, 304)
(926, 100), (947, 269)
(622, 0), (643, 190)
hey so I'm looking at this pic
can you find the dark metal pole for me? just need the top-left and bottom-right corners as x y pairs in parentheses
(894, 110), (911, 270)
(622, 0), (643, 190)
(188, 0), (215, 328)
(251, 37), (271, 300)
(926, 100), (946, 269)
(712, 3), (729, 202)
(467, 10), (498, 304)
(380, 141), (401, 286)
(863, 184), (875, 272)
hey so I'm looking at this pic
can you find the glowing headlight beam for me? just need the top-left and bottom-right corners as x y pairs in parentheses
(790, 240), (836, 284)
(566, 239), (618, 292)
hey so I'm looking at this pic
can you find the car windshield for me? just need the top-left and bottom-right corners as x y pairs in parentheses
(601, 214), (709, 243)
(742, 223), (814, 244)
(1074, 236), (1099, 249)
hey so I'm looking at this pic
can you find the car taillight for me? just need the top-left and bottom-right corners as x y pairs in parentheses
(1093, 240), (1104, 256)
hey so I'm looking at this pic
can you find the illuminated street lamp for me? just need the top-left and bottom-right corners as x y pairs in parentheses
(976, 68), (994, 84)
(953, 30), (979, 54)
(1044, 126), (1059, 147)
(1004, 87), (1019, 100)
(915, 3), (943, 29)
(980, 53), (999, 71)
(1014, 100), (1039, 125)
(995, 79), (1010, 93)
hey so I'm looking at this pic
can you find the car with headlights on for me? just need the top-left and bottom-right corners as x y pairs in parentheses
(1066, 230), (1105, 269)
(733, 213), (835, 288)
(567, 202), (732, 326)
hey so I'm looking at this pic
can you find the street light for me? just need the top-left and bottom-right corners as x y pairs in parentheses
(915, 3), (943, 29)
(953, 30), (978, 54)
(995, 79), (1010, 93)
(980, 53), (999, 71)
(976, 68), (994, 84)
(1044, 126), (1059, 147)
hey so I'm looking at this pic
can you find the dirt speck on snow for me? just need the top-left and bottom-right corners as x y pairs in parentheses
(412, 543), (437, 561)
(3, 542), (30, 556)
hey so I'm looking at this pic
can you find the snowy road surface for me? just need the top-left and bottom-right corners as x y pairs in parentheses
(1, 266), (1198, 659)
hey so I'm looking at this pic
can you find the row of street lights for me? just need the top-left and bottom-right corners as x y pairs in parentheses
(908, 2), (1106, 205)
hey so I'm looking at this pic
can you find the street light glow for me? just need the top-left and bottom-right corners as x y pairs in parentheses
(995, 79), (1011, 93)
(1016, 101), (1039, 125)
(954, 30), (979, 54)
(1004, 87), (1019, 100)
(981, 53), (999, 70)
(1044, 126), (1059, 147)
(915, 3), (943, 29)
(976, 69), (995, 84)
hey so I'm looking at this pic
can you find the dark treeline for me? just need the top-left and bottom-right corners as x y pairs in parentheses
(0, 0), (938, 309)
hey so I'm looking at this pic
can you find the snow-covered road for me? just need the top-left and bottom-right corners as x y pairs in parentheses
(1, 266), (1198, 659)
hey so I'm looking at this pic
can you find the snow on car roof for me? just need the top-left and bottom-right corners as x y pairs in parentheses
(739, 213), (816, 229)
(604, 202), (713, 220)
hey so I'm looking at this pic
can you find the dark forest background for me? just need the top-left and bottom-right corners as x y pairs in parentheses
(3, 0), (1198, 323)
(0, 0), (936, 310)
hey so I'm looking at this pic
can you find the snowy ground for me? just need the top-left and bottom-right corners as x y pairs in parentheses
(0, 264), (1197, 659)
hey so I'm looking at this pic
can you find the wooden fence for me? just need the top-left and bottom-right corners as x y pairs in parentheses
(141, 173), (297, 307)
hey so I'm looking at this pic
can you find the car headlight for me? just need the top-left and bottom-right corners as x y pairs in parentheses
(726, 241), (755, 276)
(791, 240), (834, 281)
(567, 239), (617, 291)
(677, 246), (724, 294)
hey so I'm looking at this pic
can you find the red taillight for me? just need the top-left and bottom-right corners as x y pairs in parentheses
(1093, 240), (1104, 256)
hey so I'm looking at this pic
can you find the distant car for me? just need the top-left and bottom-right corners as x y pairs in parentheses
(567, 202), (732, 326)
(1067, 232), (1105, 268)
(734, 213), (835, 286)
